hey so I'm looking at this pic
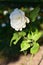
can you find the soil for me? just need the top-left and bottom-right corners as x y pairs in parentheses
(7, 46), (43, 65)
(0, 46), (43, 65)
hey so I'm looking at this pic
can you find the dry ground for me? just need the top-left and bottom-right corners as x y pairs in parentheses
(7, 46), (43, 65)
(0, 46), (43, 65)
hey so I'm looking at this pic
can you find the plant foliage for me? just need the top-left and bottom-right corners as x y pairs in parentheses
(10, 7), (43, 55)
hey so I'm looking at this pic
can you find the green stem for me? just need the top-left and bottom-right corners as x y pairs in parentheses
(23, 51), (27, 56)
(30, 54), (34, 65)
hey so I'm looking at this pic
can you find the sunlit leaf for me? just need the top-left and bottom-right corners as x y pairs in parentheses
(10, 33), (20, 46)
(27, 32), (33, 40)
(32, 31), (42, 41)
(27, 30), (42, 41)
(10, 31), (26, 46)
(30, 42), (40, 54)
(19, 31), (26, 37)
(20, 40), (30, 51)
(13, 36), (21, 45)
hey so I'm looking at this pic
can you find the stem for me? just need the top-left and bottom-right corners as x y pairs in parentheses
(23, 51), (27, 56)
(30, 54), (34, 65)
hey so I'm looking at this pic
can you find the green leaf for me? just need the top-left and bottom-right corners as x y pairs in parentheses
(13, 36), (21, 45)
(27, 30), (42, 41)
(27, 32), (33, 40)
(12, 33), (19, 39)
(30, 7), (40, 22)
(10, 33), (21, 46)
(30, 42), (40, 54)
(32, 31), (42, 41)
(20, 40), (30, 51)
(10, 31), (26, 46)
(19, 31), (26, 37)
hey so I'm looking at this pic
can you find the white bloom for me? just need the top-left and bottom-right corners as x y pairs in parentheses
(3, 10), (8, 15)
(10, 8), (30, 31)
(29, 7), (34, 11)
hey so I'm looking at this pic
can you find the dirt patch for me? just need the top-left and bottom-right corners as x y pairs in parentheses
(7, 46), (43, 65)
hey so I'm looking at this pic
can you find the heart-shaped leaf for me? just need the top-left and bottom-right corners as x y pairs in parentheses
(30, 42), (40, 54)
(20, 40), (30, 51)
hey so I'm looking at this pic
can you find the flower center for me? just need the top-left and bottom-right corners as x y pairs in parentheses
(18, 16), (21, 19)
(15, 16), (21, 20)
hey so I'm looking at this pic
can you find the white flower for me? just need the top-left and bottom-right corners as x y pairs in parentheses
(29, 7), (34, 11)
(3, 10), (8, 15)
(10, 8), (30, 31)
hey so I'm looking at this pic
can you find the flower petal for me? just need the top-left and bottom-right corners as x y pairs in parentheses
(25, 17), (30, 23)
(23, 24), (26, 28)
(20, 28), (22, 31)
